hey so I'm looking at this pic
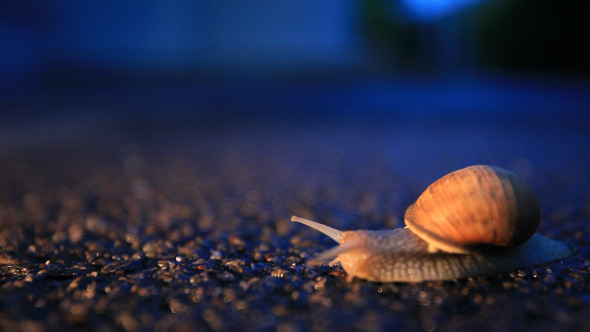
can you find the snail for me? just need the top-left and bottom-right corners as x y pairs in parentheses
(292, 165), (573, 282)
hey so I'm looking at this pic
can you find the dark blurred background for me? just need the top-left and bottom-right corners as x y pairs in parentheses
(1, 0), (589, 146)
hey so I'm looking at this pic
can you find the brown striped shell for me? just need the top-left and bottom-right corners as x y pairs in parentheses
(404, 165), (541, 254)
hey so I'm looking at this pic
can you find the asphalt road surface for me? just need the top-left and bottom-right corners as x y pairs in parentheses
(1, 81), (589, 331)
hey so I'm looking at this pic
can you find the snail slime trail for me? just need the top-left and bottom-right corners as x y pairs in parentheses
(292, 165), (573, 282)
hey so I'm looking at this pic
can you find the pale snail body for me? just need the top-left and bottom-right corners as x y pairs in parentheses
(292, 165), (573, 282)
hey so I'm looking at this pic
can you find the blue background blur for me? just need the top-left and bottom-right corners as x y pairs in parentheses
(1, 0), (589, 134)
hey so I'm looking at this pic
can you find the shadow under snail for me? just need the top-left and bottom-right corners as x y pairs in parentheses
(292, 165), (573, 282)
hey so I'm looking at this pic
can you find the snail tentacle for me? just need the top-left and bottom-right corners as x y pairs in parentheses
(305, 240), (361, 266)
(291, 216), (343, 243)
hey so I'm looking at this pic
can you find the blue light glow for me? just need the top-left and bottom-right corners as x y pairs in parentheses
(400, 0), (482, 21)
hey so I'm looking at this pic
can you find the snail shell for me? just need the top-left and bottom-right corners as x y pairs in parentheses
(405, 165), (541, 254)
(292, 165), (573, 282)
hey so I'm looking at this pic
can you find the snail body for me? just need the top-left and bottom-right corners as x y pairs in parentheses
(292, 165), (572, 282)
